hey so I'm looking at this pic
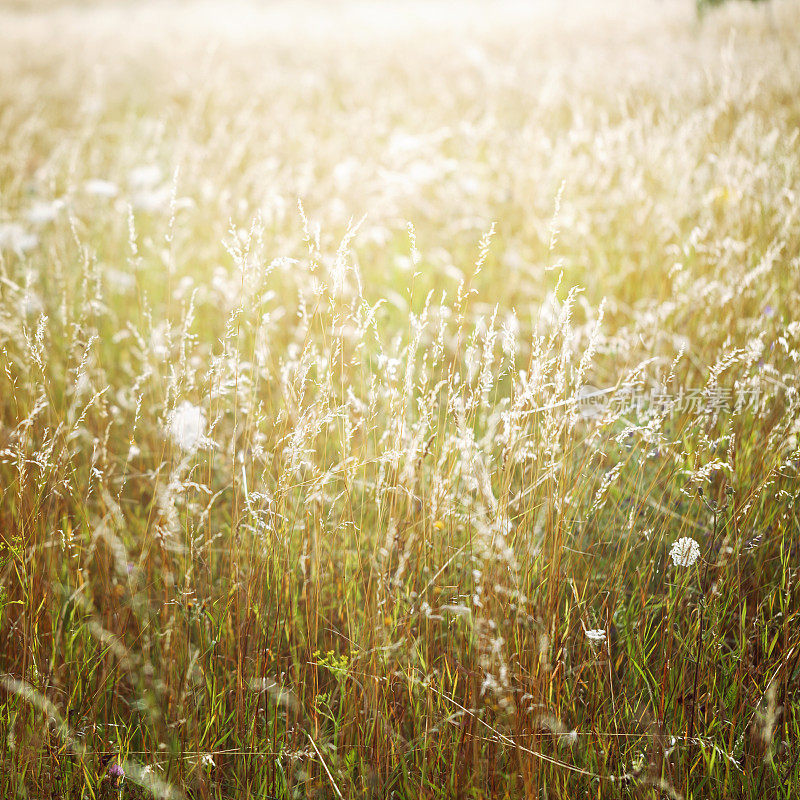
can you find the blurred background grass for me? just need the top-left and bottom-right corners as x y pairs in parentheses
(1, 1), (799, 798)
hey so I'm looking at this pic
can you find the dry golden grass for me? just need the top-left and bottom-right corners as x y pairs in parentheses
(1, 1), (800, 798)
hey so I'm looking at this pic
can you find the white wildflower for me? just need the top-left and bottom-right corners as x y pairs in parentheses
(669, 536), (700, 568)
(84, 179), (119, 198)
(199, 752), (215, 769)
(583, 628), (607, 643)
(168, 401), (209, 454)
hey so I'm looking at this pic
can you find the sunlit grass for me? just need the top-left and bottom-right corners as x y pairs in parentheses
(1, 1), (799, 798)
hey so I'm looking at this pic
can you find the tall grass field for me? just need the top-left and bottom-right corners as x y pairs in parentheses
(1, 1), (800, 797)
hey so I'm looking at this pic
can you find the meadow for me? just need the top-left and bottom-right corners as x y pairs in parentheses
(1, 1), (799, 797)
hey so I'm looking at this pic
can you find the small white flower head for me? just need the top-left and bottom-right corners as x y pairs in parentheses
(583, 628), (607, 643)
(669, 536), (700, 568)
(84, 178), (119, 198)
(168, 401), (209, 454)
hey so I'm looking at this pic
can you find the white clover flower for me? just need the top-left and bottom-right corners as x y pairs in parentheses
(583, 628), (607, 643)
(669, 536), (700, 568)
(168, 401), (209, 454)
